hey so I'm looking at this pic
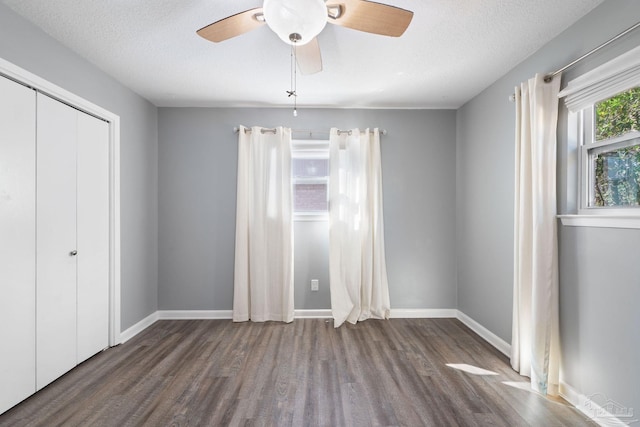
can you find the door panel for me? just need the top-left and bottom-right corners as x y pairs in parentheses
(36, 94), (78, 390)
(76, 112), (110, 362)
(0, 76), (36, 414)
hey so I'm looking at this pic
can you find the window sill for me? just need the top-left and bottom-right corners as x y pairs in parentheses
(294, 213), (329, 222)
(557, 214), (640, 229)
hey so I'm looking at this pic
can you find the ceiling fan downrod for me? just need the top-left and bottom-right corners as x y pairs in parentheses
(289, 34), (299, 117)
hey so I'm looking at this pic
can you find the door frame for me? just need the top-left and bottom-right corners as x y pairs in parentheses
(0, 57), (122, 346)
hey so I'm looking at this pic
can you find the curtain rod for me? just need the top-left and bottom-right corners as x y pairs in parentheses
(544, 21), (640, 83)
(509, 20), (640, 102)
(233, 126), (387, 136)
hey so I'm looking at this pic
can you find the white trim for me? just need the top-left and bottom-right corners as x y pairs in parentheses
(559, 381), (582, 412)
(291, 138), (330, 157)
(560, 382), (636, 427)
(157, 310), (234, 320)
(568, 91), (640, 220)
(118, 309), (513, 361)
(558, 214), (640, 229)
(110, 117), (121, 345)
(294, 212), (329, 222)
(0, 57), (118, 121)
(119, 311), (159, 343)
(155, 309), (460, 320)
(390, 308), (457, 318)
(558, 44), (640, 112)
(294, 309), (332, 318)
(455, 311), (511, 357)
(0, 57), (122, 347)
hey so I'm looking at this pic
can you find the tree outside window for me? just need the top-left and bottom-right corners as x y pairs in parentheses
(591, 87), (640, 207)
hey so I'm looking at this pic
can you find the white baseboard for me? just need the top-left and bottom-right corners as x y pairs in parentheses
(294, 309), (332, 318)
(118, 308), (508, 361)
(455, 311), (511, 357)
(157, 310), (233, 320)
(560, 382), (636, 427)
(390, 308), (457, 318)
(150, 308), (461, 322)
(119, 311), (159, 343)
(293, 309), (459, 319)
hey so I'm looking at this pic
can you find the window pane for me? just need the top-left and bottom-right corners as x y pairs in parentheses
(294, 183), (327, 212)
(291, 143), (329, 215)
(592, 143), (640, 207)
(595, 87), (640, 141)
(292, 158), (329, 178)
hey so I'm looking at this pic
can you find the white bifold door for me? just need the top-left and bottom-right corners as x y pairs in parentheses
(36, 94), (110, 390)
(0, 76), (110, 414)
(0, 74), (37, 414)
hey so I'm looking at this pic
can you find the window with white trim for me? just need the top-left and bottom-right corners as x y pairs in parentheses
(580, 87), (640, 210)
(559, 44), (640, 216)
(291, 139), (329, 220)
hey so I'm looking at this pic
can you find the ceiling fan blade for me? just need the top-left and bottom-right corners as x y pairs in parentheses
(197, 8), (265, 43)
(296, 38), (323, 75)
(327, 0), (413, 37)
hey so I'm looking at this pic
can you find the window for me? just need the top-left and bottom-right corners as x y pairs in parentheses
(291, 140), (329, 220)
(579, 87), (640, 211)
(557, 44), (640, 223)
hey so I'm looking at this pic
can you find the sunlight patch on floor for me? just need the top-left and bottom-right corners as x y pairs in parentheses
(446, 364), (499, 376)
(502, 381), (533, 392)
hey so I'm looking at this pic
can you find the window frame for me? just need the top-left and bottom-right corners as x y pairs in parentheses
(291, 139), (330, 222)
(557, 45), (640, 228)
(576, 95), (640, 216)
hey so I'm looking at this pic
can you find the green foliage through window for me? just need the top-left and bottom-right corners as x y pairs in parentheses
(595, 87), (640, 140)
(592, 87), (640, 207)
(593, 144), (640, 207)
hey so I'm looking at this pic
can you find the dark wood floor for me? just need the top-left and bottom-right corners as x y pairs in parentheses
(0, 318), (592, 427)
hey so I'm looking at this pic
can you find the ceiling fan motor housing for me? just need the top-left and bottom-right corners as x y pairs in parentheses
(263, 0), (328, 45)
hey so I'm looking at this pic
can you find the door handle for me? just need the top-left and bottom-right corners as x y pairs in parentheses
(70, 250), (78, 256)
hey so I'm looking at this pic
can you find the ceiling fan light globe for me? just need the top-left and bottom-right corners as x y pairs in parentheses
(263, 0), (327, 45)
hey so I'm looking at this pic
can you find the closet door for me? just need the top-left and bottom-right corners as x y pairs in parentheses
(76, 112), (109, 362)
(0, 76), (36, 413)
(36, 94), (78, 390)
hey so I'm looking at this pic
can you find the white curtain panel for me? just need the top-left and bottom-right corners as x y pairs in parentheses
(512, 74), (562, 396)
(233, 126), (294, 323)
(328, 128), (390, 328)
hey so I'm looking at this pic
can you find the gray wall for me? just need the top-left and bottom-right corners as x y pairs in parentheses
(559, 226), (640, 415)
(158, 108), (457, 311)
(5, 0), (637, 414)
(456, 0), (640, 415)
(0, 3), (159, 330)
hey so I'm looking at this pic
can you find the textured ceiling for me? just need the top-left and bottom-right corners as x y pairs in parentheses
(3, 0), (605, 108)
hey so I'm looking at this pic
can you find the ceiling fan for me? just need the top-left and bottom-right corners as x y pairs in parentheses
(197, 0), (413, 75)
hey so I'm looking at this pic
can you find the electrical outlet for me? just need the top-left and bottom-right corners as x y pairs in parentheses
(311, 279), (319, 291)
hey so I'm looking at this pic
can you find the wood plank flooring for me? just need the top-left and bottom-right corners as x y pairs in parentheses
(0, 318), (593, 426)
